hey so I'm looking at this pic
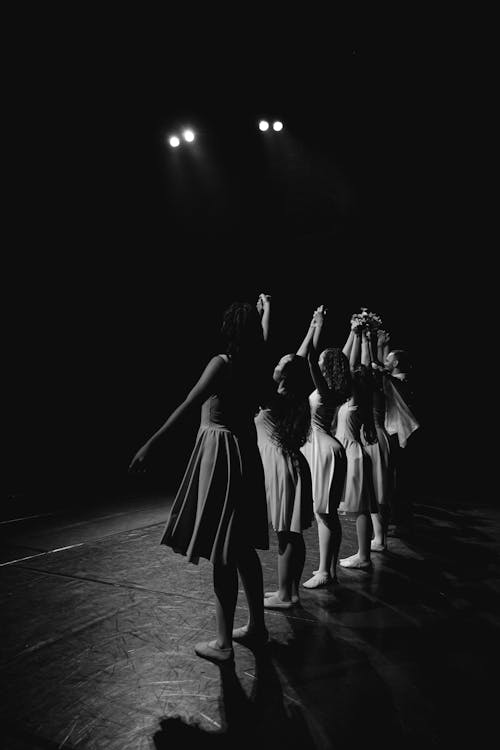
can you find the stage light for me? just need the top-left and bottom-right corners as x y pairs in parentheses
(273, 120), (283, 131)
(183, 129), (195, 142)
(258, 120), (270, 131)
(169, 135), (181, 148)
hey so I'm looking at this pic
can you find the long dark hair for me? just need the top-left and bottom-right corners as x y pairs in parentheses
(353, 365), (378, 445)
(320, 348), (352, 403)
(221, 302), (264, 361)
(269, 355), (311, 458)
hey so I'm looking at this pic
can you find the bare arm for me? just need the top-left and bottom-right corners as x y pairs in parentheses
(296, 314), (317, 357)
(343, 329), (355, 358)
(257, 293), (272, 342)
(377, 329), (390, 364)
(306, 307), (330, 398)
(349, 329), (362, 372)
(361, 329), (371, 366)
(129, 356), (225, 470)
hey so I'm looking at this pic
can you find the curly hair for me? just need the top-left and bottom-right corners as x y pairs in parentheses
(320, 348), (352, 403)
(221, 302), (264, 360)
(269, 355), (311, 459)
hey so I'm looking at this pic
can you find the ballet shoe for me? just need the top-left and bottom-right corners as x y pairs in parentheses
(195, 640), (234, 664)
(339, 554), (372, 570)
(232, 626), (269, 648)
(370, 540), (386, 552)
(302, 572), (332, 589)
(312, 569), (338, 582)
(265, 590), (299, 604)
(263, 594), (294, 609)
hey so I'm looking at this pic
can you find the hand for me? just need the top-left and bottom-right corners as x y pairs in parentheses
(259, 293), (271, 309)
(128, 444), (150, 474)
(311, 304), (326, 328)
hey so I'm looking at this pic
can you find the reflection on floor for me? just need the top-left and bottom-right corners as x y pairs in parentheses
(1, 493), (499, 749)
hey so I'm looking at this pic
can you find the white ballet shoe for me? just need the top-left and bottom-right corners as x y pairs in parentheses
(302, 572), (332, 589)
(263, 594), (294, 609)
(265, 590), (299, 604)
(339, 554), (372, 570)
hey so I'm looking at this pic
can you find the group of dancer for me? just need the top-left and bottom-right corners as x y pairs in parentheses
(129, 295), (419, 664)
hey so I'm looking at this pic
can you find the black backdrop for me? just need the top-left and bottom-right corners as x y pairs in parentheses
(4, 20), (489, 508)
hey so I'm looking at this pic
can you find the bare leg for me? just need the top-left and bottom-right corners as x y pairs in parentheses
(339, 511), (372, 569)
(213, 560), (238, 649)
(292, 533), (306, 598)
(276, 532), (294, 602)
(303, 512), (341, 587)
(236, 546), (267, 634)
(264, 532), (295, 609)
(370, 511), (386, 549)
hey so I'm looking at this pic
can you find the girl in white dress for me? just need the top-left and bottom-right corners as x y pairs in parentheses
(295, 307), (349, 588)
(254, 351), (313, 609)
(336, 322), (378, 570)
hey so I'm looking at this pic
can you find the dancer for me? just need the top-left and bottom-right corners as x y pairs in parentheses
(298, 306), (349, 588)
(253, 350), (313, 611)
(336, 319), (377, 570)
(360, 328), (392, 551)
(129, 295), (271, 663)
(383, 347), (419, 533)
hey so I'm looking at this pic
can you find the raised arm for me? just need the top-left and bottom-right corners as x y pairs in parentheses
(129, 355), (225, 471)
(349, 328), (362, 372)
(306, 307), (331, 398)
(361, 329), (371, 366)
(296, 310), (317, 357)
(377, 329), (390, 364)
(257, 293), (272, 342)
(343, 328), (355, 358)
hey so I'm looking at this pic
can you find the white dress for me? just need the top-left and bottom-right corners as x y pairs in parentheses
(361, 390), (392, 506)
(335, 401), (376, 514)
(300, 390), (347, 513)
(255, 408), (313, 533)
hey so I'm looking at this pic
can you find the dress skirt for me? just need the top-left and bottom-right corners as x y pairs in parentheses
(160, 424), (269, 565)
(301, 429), (347, 513)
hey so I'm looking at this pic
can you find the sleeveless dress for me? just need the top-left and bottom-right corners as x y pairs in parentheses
(255, 408), (313, 533)
(335, 401), (376, 514)
(361, 389), (392, 506)
(300, 390), (347, 513)
(160, 355), (269, 565)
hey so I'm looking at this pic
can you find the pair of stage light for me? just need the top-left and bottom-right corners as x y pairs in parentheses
(258, 120), (284, 132)
(168, 129), (196, 148)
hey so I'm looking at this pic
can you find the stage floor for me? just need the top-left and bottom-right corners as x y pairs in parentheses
(1, 491), (498, 749)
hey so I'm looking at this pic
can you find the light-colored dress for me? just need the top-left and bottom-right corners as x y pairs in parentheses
(361, 389), (392, 506)
(335, 401), (376, 514)
(160, 355), (269, 565)
(300, 390), (347, 513)
(255, 408), (313, 533)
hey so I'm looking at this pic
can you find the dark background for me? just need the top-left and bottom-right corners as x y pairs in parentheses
(4, 16), (491, 509)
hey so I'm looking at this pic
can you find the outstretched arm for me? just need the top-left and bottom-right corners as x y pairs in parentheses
(129, 355), (225, 471)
